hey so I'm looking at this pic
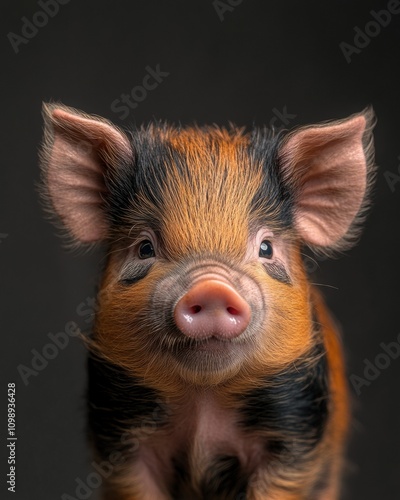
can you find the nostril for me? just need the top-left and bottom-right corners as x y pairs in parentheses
(174, 279), (251, 340)
(189, 305), (239, 315)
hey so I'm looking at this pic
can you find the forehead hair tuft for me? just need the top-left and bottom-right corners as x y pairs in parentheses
(106, 122), (293, 256)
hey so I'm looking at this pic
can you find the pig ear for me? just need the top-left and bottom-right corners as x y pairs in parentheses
(40, 103), (133, 244)
(279, 108), (375, 251)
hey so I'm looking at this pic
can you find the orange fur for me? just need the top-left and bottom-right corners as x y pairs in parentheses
(40, 105), (369, 499)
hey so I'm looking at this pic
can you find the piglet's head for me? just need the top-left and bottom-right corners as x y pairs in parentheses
(40, 104), (374, 389)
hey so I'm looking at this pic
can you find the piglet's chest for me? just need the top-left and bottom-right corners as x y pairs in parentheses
(135, 394), (266, 498)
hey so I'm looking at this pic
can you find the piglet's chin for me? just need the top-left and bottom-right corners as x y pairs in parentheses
(165, 336), (253, 385)
(171, 346), (247, 386)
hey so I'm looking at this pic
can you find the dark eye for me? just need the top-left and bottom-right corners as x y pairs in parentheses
(259, 240), (273, 259)
(138, 240), (155, 259)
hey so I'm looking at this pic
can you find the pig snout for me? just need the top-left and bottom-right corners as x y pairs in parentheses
(173, 278), (251, 340)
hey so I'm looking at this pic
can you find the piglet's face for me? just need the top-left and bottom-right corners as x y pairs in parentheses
(40, 104), (374, 388)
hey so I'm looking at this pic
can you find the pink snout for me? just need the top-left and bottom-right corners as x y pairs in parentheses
(173, 279), (251, 340)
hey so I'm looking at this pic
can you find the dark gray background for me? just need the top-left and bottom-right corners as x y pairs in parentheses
(1, 1), (400, 499)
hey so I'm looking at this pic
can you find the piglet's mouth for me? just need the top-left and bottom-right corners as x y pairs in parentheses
(162, 335), (254, 383)
(182, 334), (248, 348)
(163, 331), (253, 369)
(160, 331), (248, 352)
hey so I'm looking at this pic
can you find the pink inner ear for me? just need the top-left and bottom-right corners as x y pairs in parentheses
(280, 115), (369, 248)
(52, 109), (133, 165)
(43, 105), (132, 243)
(47, 134), (109, 242)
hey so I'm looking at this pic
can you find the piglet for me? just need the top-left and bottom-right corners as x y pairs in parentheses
(40, 104), (374, 499)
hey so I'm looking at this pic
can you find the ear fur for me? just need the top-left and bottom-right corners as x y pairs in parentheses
(279, 108), (375, 253)
(39, 102), (133, 245)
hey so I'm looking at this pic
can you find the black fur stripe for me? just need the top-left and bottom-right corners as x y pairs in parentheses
(170, 453), (249, 500)
(238, 340), (329, 464)
(105, 124), (294, 234)
(249, 128), (294, 229)
(201, 455), (248, 499)
(263, 262), (291, 285)
(87, 352), (167, 460)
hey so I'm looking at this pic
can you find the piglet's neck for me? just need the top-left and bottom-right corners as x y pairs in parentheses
(136, 390), (264, 492)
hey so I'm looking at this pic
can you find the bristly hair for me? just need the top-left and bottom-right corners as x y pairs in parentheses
(39, 104), (375, 257)
(38, 101), (133, 253)
(104, 122), (294, 247)
(248, 126), (293, 231)
(282, 107), (376, 258)
(331, 106), (377, 256)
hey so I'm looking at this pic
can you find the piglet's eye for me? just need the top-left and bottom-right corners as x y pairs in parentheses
(138, 240), (155, 259)
(259, 240), (273, 259)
